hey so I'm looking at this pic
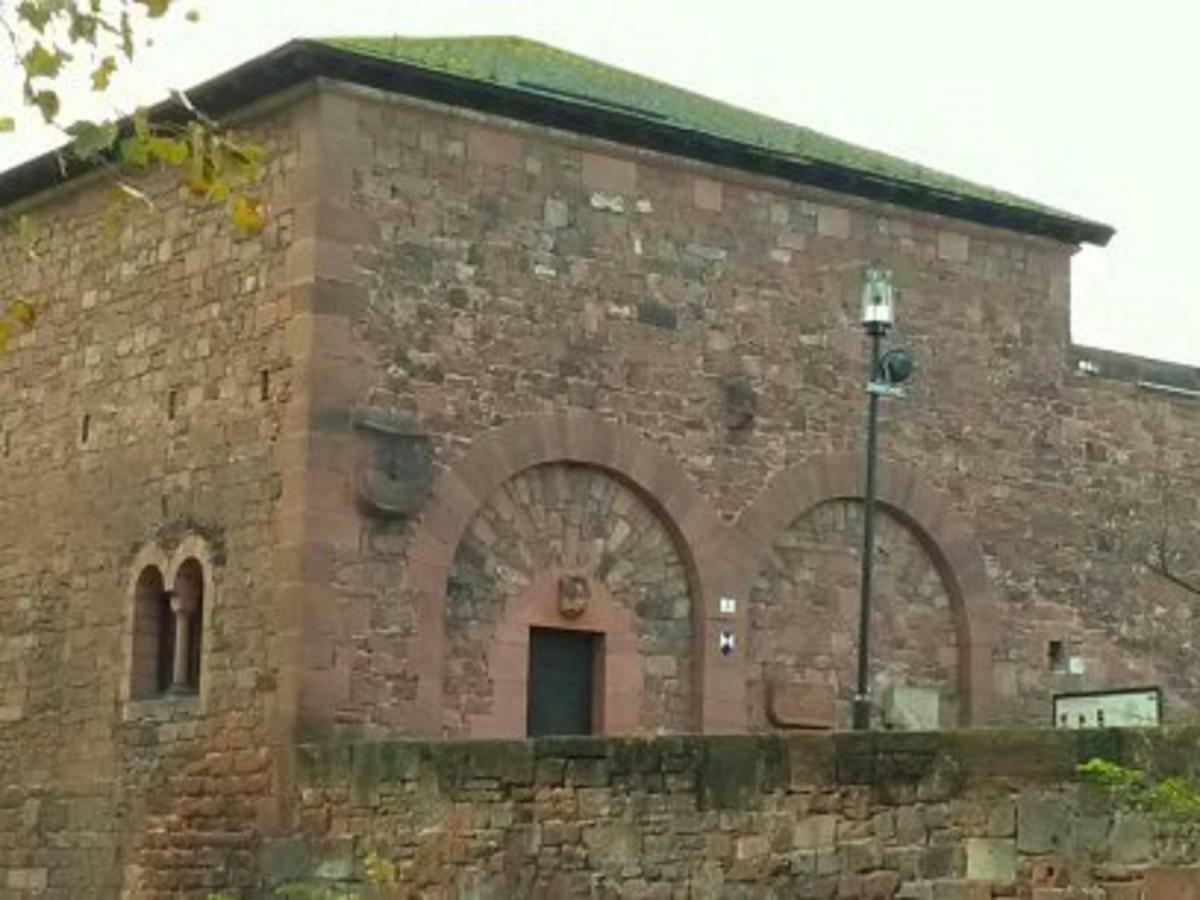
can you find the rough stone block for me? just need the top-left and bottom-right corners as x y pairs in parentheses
(965, 837), (1016, 882)
(864, 870), (901, 899)
(794, 814), (838, 849)
(693, 177), (723, 211)
(467, 127), (522, 167)
(698, 736), (761, 810)
(937, 230), (970, 262)
(896, 805), (928, 845)
(1107, 813), (1152, 864)
(1017, 792), (1072, 854)
(841, 838), (884, 873)
(816, 204), (852, 238)
(1145, 868), (1200, 900)
(767, 681), (836, 729)
(565, 757), (610, 787)
(986, 798), (1016, 837)
(544, 197), (570, 229)
(883, 684), (942, 731)
(735, 834), (769, 860)
(1102, 884), (1144, 900)
(582, 152), (636, 193)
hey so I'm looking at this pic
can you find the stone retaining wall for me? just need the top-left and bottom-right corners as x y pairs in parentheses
(277, 728), (1200, 898)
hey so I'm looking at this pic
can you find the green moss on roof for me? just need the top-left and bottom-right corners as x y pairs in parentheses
(317, 35), (1102, 233)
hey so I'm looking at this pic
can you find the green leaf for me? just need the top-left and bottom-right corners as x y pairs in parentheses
(132, 107), (151, 139)
(0, 117), (14, 133)
(68, 10), (100, 44)
(185, 9), (200, 22)
(232, 195), (265, 235)
(67, 120), (120, 158)
(119, 135), (150, 167)
(23, 43), (69, 80)
(9, 299), (36, 327)
(137, 0), (172, 18)
(32, 90), (60, 123)
(147, 135), (189, 166)
(16, 1), (53, 33)
(91, 56), (118, 91)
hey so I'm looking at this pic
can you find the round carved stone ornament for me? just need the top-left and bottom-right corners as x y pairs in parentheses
(557, 573), (591, 619)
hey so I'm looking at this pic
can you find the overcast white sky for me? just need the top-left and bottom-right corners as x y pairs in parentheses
(3, 1), (1198, 365)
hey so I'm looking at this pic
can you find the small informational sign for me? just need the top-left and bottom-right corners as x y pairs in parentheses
(1053, 687), (1161, 729)
(1068, 656), (1086, 675)
(718, 631), (735, 657)
(719, 596), (737, 615)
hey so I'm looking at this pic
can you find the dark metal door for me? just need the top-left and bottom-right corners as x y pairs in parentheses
(527, 627), (595, 737)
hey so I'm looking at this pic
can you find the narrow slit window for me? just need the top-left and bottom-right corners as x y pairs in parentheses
(130, 565), (172, 700)
(1048, 640), (1066, 673)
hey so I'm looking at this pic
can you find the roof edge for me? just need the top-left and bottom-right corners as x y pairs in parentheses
(1071, 344), (1200, 392)
(0, 39), (1115, 246)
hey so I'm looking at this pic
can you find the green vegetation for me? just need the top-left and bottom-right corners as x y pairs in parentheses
(0, 0), (266, 351)
(1079, 757), (1200, 822)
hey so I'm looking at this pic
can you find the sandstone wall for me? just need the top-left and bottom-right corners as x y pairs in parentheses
(293, 82), (1200, 738)
(2, 72), (1200, 896)
(0, 94), (317, 896)
(280, 728), (1200, 899)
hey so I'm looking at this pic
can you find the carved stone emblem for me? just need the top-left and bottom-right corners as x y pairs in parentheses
(557, 574), (591, 619)
(352, 405), (434, 518)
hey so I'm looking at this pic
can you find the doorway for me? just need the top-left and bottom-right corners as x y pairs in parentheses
(526, 627), (598, 737)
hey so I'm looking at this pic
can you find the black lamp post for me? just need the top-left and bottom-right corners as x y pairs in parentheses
(852, 266), (913, 731)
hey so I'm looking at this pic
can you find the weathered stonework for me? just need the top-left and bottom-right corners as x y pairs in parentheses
(750, 501), (959, 731)
(0, 91), (319, 896)
(282, 728), (1200, 899)
(0, 40), (1197, 895)
(445, 463), (693, 734)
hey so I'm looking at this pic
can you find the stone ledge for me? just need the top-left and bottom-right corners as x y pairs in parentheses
(294, 726), (1200, 793)
(122, 693), (201, 723)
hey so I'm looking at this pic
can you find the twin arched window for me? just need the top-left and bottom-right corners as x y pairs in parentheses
(130, 558), (205, 700)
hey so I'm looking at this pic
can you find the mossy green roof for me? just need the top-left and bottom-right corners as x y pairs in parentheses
(317, 35), (1109, 241)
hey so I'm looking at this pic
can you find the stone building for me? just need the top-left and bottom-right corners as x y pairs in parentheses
(0, 34), (1198, 895)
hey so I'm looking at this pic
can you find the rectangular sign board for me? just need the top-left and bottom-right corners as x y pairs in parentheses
(1052, 687), (1161, 729)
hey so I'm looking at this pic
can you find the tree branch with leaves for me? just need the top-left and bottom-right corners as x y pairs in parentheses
(0, 0), (267, 351)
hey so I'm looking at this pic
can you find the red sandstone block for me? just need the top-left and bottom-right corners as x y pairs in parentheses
(581, 151), (637, 193)
(766, 681), (836, 729)
(1145, 868), (1200, 900)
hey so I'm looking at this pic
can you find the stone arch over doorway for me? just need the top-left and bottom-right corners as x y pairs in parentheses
(404, 412), (723, 735)
(735, 454), (997, 726)
(444, 463), (692, 735)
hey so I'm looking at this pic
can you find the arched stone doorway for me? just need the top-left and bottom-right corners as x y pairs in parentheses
(402, 412), (722, 736)
(443, 463), (691, 736)
(736, 454), (996, 728)
(748, 499), (961, 729)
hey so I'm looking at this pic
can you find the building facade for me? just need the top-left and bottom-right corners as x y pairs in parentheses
(0, 35), (1197, 895)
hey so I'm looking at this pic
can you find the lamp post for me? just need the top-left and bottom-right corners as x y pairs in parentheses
(853, 266), (912, 731)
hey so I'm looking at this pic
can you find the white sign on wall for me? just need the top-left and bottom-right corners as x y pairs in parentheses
(1053, 687), (1161, 729)
(718, 631), (735, 657)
